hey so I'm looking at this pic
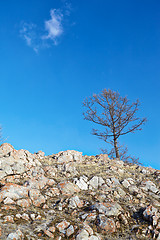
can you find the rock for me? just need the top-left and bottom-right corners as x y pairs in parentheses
(48, 225), (56, 233)
(16, 198), (32, 208)
(66, 225), (74, 237)
(0, 143), (14, 157)
(96, 154), (110, 162)
(21, 213), (30, 221)
(89, 236), (100, 240)
(3, 197), (15, 205)
(99, 184), (111, 193)
(74, 176), (88, 190)
(88, 176), (105, 189)
(94, 202), (122, 216)
(141, 181), (159, 193)
(3, 215), (14, 223)
(116, 187), (126, 197)
(128, 185), (139, 195)
(83, 222), (94, 235)
(58, 181), (80, 195)
(76, 229), (89, 240)
(36, 150), (45, 158)
(46, 187), (60, 197)
(29, 189), (46, 207)
(96, 214), (116, 233)
(122, 179), (130, 188)
(43, 229), (54, 238)
(43, 166), (57, 177)
(56, 220), (70, 233)
(7, 229), (24, 240)
(111, 177), (120, 186)
(0, 143), (160, 239)
(0, 183), (28, 202)
(56, 150), (83, 164)
(69, 195), (84, 208)
(143, 205), (158, 222)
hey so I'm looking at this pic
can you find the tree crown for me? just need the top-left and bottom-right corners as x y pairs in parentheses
(83, 89), (147, 161)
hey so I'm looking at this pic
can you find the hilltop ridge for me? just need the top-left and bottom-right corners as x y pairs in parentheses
(0, 143), (160, 239)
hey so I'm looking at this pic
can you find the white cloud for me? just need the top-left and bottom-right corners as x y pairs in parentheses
(24, 35), (32, 46)
(43, 9), (63, 45)
(19, 4), (72, 52)
(19, 23), (40, 52)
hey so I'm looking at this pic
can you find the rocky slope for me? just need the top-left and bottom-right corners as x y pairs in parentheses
(0, 143), (160, 239)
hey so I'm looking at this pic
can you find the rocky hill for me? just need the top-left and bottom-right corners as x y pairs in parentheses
(0, 143), (160, 239)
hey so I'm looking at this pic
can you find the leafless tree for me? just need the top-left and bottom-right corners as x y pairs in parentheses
(83, 89), (147, 162)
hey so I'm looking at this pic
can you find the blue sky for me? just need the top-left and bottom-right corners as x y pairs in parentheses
(0, 0), (160, 169)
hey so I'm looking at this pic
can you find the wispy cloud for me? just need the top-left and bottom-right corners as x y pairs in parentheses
(19, 4), (72, 53)
(19, 23), (40, 53)
(43, 9), (63, 45)
(64, 2), (72, 16)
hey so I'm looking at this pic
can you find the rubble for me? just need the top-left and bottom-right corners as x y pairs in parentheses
(0, 143), (160, 239)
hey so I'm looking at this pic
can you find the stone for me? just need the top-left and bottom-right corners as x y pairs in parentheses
(36, 214), (42, 220)
(36, 150), (45, 158)
(43, 166), (57, 177)
(1, 143), (160, 239)
(0, 143), (14, 157)
(69, 195), (84, 208)
(46, 187), (60, 197)
(58, 181), (80, 195)
(143, 205), (158, 222)
(140, 180), (158, 193)
(56, 150), (83, 164)
(7, 229), (24, 240)
(89, 236), (100, 240)
(111, 177), (120, 186)
(76, 229), (89, 240)
(16, 198), (32, 208)
(44, 229), (54, 238)
(29, 189), (46, 207)
(116, 187), (126, 197)
(66, 225), (74, 237)
(96, 214), (116, 233)
(94, 202), (122, 216)
(3, 197), (15, 205)
(128, 185), (139, 195)
(122, 179), (130, 188)
(85, 212), (97, 221)
(0, 183), (28, 202)
(3, 215), (14, 223)
(74, 176), (88, 190)
(48, 225), (56, 233)
(56, 220), (70, 232)
(15, 214), (22, 219)
(83, 222), (94, 235)
(88, 176), (105, 189)
(21, 213), (30, 221)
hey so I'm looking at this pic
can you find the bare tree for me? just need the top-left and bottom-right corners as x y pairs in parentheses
(83, 89), (147, 161)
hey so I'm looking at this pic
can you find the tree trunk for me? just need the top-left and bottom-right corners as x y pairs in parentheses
(114, 137), (120, 159)
(112, 122), (120, 159)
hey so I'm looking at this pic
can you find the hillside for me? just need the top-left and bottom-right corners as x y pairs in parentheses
(0, 143), (160, 239)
